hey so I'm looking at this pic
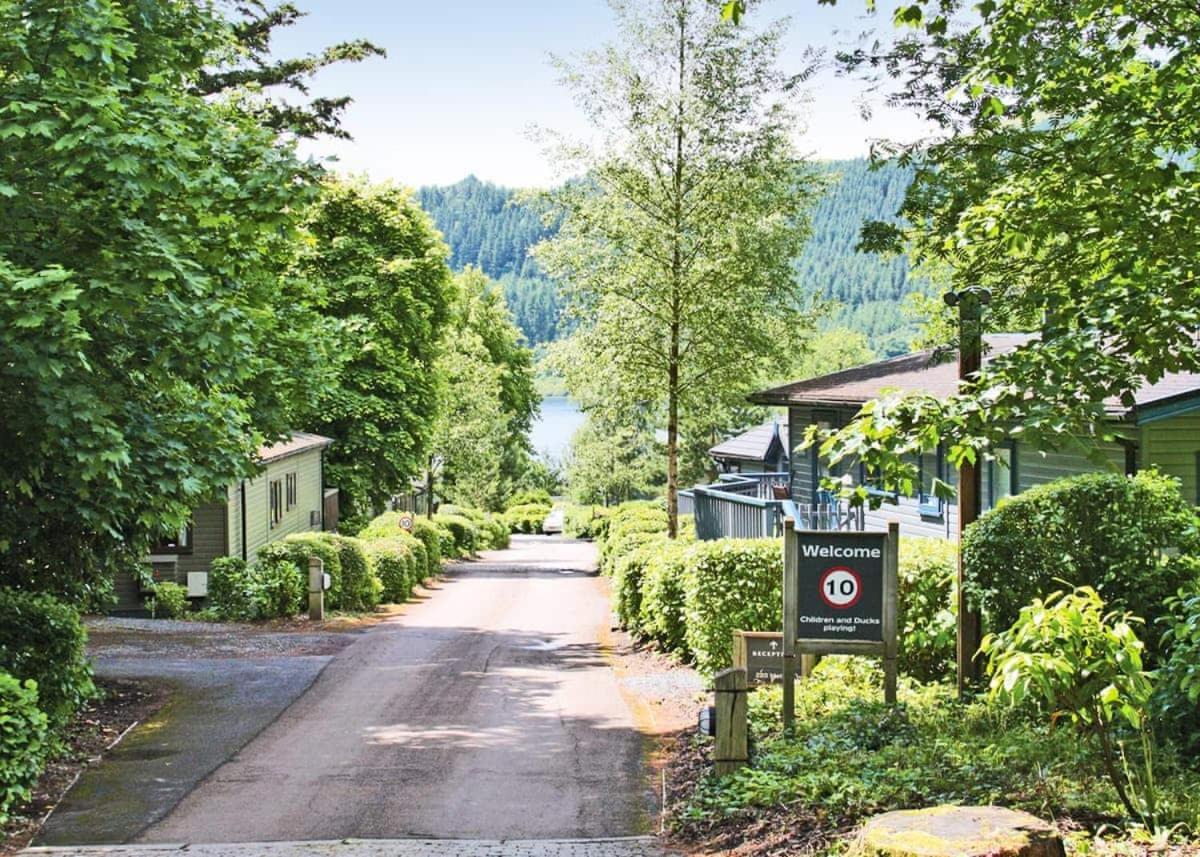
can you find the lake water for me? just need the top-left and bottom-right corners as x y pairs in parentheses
(530, 396), (585, 463)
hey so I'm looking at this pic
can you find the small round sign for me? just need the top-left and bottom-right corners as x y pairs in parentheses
(398, 513), (414, 532)
(818, 566), (862, 609)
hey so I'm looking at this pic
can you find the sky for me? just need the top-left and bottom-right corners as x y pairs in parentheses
(269, 0), (929, 189)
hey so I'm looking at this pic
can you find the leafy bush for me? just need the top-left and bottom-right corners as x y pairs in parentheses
(612, 538), (665, 631)
(564, 504), (612, 539)
(503, 503), (551, 534)
(639, 542), (692, 654)
(366, 537), (419, 603)
(0, 671), (49, 824)
(598, 504), (669, 571)
(207, 556), (255, 620)
(249, 558), (305, 618)
(479, 516), (511, 550)
(683, 539), (782, 675)
(147, 581), (190, 619)
(326, 534), (380, 611)
(963, 470), (1200, 658)
(409, 518), (442, 578)
(981, 586), (1157, 825)
(434, 513), (478, 556)
(0, 589), (95, 726)
(507, 488), (552, 508)
(266, 534), (344, 608)
(1156, 582), (1200, 755)
(896, 537), (958, 682)
(356, 511), (408, 539)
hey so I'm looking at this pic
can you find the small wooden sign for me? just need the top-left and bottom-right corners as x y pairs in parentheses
(732, 631), (785, 686)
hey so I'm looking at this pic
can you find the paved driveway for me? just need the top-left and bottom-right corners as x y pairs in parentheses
(41, 537), (654, 848)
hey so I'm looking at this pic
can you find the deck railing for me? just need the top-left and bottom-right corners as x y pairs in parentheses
(684, 473), (863, 540)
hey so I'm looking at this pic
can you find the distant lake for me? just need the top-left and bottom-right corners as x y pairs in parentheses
(530, 396), (585, 463)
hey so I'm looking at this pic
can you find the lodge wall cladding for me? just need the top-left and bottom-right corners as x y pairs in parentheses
(243, 449), (324, 563)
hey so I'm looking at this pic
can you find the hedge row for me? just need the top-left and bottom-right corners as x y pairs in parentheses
(0, 589), (92, 822)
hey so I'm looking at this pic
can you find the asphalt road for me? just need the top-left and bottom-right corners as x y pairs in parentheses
(133, 536), (652, 843)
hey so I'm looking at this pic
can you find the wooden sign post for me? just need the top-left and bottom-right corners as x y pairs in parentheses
(782, 518), (899, 733)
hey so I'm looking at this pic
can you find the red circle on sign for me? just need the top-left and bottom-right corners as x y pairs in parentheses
(818, 566), (863, 609)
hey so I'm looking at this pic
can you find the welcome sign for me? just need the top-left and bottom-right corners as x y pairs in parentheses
(795, 532), (886, 642)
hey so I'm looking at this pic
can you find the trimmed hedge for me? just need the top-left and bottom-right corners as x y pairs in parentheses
(327, 534), (380, 611)
(251, 558), (305, 618)
(266, 534), (344, 607)
(963, 470), (1200, 657)
(0, 671), (49, 823)
(207, 555), (304, 620)
(564, 504), (612, 539)
(639, 542), (692, 654)
(147, 581), (189, 619)
(409, 518), (443, 578)
(612, 538), (665, 631)
(503, 503), (551, 535)
(433, 513), (477, 556)
(508, 489), (552, 508)
(366, 537), (420, 603)
(683, 539), (783, 675)
(207, 556), (255, 620)
(0, 589), (95, 726)
(896, 537), (958, 682)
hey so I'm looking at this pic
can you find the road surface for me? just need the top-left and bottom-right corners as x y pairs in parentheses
(119, 536), (653, 843)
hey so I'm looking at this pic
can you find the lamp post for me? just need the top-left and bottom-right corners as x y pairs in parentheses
(944, 287), (991, 695)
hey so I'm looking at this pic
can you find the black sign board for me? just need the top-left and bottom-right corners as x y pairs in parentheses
(733, 631), (784, 685)
(795, 531), (887, 642)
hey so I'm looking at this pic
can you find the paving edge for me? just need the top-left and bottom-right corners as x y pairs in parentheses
(21, 835), (665, 853)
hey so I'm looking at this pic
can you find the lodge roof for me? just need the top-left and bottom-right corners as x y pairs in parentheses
(709, 419), (788, 462)
(749, 334), (1200, 422)
(259, 432), (333, 464)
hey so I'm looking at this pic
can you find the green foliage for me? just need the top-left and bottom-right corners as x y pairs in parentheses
(300, 177), (453, 531)
(431, 268), (538, 511)
(365, 538), (419, 604)
(0, 1), (343, 605)
(0, 590), (95, 727)
(564, 505), (612, 539)
(259, 535), (343, 607)
(814, 0), (1200, 500)
(506, 490), (552, 509)
(249, 558), (305, 619)
(207, 557), (256, 621)
(981, 587), (1158, 825)
(683, 539), (783, 676)
(147, 582), (190, 620)
(675, 659), (1200, 837)
(536, 0), (820, 536)
(612, 539), (666, 632)
(503, 504), (552, 535)
(325, 535), (379, 612)
(0, 671), (49, 824)
(897, 537), (958, 682)
(963, 471), (1200, 657)
(639, 543), (693, 655)
(565, 411), (666, 507)
(598, 504), (669, 574)
(433, 514), (478, 557)
(409, 518), (443, 579)
(1157, 583), (1200, 754)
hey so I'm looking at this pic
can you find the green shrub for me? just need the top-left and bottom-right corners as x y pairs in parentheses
(268, 533), (344, 608)
(0, 671), (49, 823)
(356, 511), (407, 540)
(639, 542), (692, 654)
(480, 516), (511, 550)
(1156, 581), (1200, 754)
(503, 503), (551, 534)
(564, 504), (612, 539)
(598, 503), (669, 570)
(897, 537), (958, 683)
(249, 557), (305, 618)
(507, 488), (552, 508)
(325, 534), (380, 611)
(366, 537), (418, 603)
(433, 513), (478, 556)
(0, 589), (95, 726)
(612, 538), (665, 631)
(683, 538), (782, 675)
(207, 556), (255, 620)
(147, 581), (190, 619)
(409, 518), (442, 578)
(963, 470), (1200, 659)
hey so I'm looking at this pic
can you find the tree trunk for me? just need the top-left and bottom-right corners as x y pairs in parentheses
(665, 3), (685, 540)
(667, 339), (679, 539)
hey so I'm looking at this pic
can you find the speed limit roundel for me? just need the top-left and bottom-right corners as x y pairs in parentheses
(818, 566), (862, 609)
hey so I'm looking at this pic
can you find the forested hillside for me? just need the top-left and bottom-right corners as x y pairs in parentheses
(420, 161), (926, 355)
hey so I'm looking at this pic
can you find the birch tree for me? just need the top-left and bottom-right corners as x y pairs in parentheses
(535, 0), (818, 536)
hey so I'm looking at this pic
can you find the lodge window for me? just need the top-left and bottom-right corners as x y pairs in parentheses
(285, 472), (297, 511)
(987, 440), (1018, 509)
(155, 523), (194, 555)
(917, 446), (945, 518)
(270, 479), (283, 527)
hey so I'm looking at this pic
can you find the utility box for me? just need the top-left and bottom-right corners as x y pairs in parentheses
(186, 572), (208, 598)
